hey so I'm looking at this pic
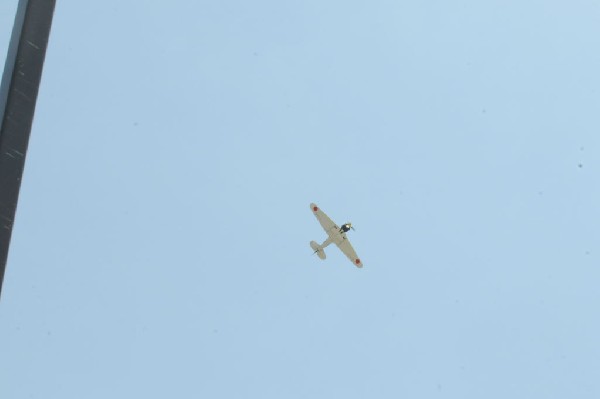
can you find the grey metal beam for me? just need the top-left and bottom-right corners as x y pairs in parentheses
(0, 0), (56, 299)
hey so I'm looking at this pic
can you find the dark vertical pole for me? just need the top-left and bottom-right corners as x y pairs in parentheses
(0, 0), (56, 300)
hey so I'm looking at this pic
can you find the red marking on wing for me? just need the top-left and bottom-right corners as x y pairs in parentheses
(313, 206), (318, 212)
(355, 259), (361, 265)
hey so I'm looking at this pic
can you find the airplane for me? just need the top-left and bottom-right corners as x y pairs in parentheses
(309, 203), (363, 268)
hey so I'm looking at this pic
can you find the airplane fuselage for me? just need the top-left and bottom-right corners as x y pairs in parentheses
(320, 223), (349, 249)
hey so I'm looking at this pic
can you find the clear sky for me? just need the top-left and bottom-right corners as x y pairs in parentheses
(1, 1), (599, 398)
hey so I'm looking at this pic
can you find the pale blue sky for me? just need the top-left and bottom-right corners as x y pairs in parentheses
(1, 1), (599, 398)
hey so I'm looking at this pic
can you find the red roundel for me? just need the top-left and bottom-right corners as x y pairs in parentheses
(355, 259), (361, 264)
(313, 206), (318, 212)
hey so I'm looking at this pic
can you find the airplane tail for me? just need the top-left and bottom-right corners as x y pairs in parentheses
(310, 241), (326, 260)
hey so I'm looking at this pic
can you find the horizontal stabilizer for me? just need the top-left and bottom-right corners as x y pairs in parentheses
(310, 241), (326, 260)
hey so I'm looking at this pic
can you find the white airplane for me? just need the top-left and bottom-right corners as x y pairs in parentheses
(309, 203), (363, 268)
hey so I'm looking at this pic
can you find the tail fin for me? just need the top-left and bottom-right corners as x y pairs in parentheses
(310, 241), (326, 260)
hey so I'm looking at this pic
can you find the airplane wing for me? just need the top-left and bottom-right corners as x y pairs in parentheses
(310, 203), (337, 233)
(337, 238), (363, 268)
